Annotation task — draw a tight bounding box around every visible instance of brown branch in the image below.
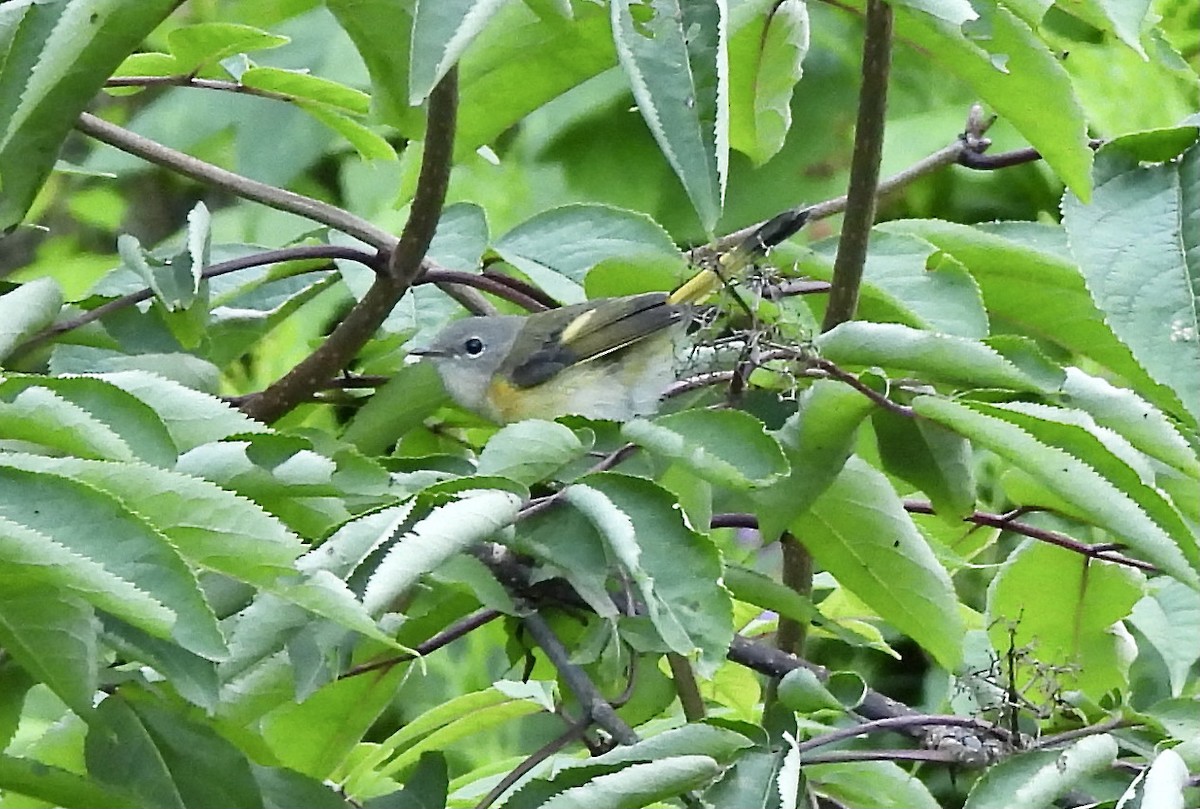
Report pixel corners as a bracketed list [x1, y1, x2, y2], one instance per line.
[903, 500, 1160, 573]
[75, 112, 396, 251]
[475, 717, 591, 809]
[797, 748, 966, 765]
[958, 138, 1106, 170]
[823, 0, 893, 330]
[795, 713, 1013, 754]
[666, 654, 706, 722]
[518, 608, 639, 746]
[420, 268, 549, 312]
[239, 68, 458, 423]
[776, 534, 813, 653]
[10, 244, 379, 360]
[339, 609, 502, 679]
[106, 74, 295, 103]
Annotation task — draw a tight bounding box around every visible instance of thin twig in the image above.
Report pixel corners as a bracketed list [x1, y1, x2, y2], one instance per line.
[106, 74, 296, 103]
[475, 717, 591, 809]
[666, 654, 706, 722]
[1032, 717, 1139, 749]
[795, 714, 1013, 754]
[903, 500, 1159, 573]
[798, 748, 966, 765]
[339, 609, 503, 679]
[11, 244, 378, 360]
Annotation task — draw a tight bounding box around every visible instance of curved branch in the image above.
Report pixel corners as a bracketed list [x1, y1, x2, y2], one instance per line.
[75, 113, 396, 251]
[239, 68, 458, 423]
[106, 74, 295, 103]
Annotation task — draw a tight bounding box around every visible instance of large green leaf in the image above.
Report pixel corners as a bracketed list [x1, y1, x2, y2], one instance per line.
[816, 321, 1065, 393]
[0, 579, 97, 716]
[891, 2, 1092, 200]
[987, 540, 1144, 698]
[1063, 137, 1200, 425]
[611, 0, 728, 231]
[570, 473, 733, 672]
[753, 379, 875, 540]
[493, 203, 685, 304]
[0, 278, 62, 362]
[408, 0, 507, 104]
[622, 409, 788, 489]
[0, 466, 226, 658]
[882, 219, 1181, 414]
[0, 0, 180, 229]
[963, 734, 1117, 809]
[727, 0, 809, 166]
[790, 455, 964, 670]
[361, 489, 523, 614]
[915, 396, 1200, 587]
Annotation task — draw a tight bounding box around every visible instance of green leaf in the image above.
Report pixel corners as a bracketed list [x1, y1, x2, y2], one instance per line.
[0, 514, 173, 682]
[892, 3, 1092, 200]
[327, 0, 419, 131]
[825, 231, 989, 337]
[0, 467, 226, 658]
[98, 370, 269, 451]
[0, 579, 97, 716]
[493, 204, 685, 304]
[102, 618, 219, 713]
[540, 756, 721, 809]
[753, 379, 877, 540]
[0, 384, 134, 460]
[0, 0, 180, 229]
[408, 0, 508, 104]
[1063, 139, 1200, 424]
[0, 278, 62, 363]
[477, 419, 586, 485]
[261, 665, 406, 779]
[880, 220, 1165, 398]
[777, 668, 845, 713]
[612, 0, 728, 231]
[570, 474, 734, 672]
[1138, 749, 1190, 809]
[807, 760, 941, 809]
[50, 347, 222, 391]
[362, 489, 523, 614]
[1129, 579, 1200, 697]
[450, 2, 616, 157]
[0, 752, 140, 809]
[703, 748, 788, 809]
[242, 66, 371, 115]
[792, 456, 964, 670]
[1, 453, 303, 587]
[345, 683, 550, 788]
[963, 734, 1117, 809]
[166, 22, 288, 74]
[915, 396, 1200, 587]
[87, 694, 264, 809]
[727, 0, 809, 165]
[622, 409, 788, 489]
[873, 409, 977, 520]
[1061, 368, 1200, 480]
[816, 321, 1065, 393]
[988, 540, 1144, 698]
[0, 376, 177, 466]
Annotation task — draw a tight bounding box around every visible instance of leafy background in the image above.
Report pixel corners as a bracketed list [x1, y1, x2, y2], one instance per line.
[0, 0, 1197, 807]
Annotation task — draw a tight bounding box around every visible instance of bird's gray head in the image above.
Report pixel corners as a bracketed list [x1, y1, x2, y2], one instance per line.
[410, 315, 523, 416]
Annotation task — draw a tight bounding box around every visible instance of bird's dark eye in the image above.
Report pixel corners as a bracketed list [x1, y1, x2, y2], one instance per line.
[463, 337, 485, 356]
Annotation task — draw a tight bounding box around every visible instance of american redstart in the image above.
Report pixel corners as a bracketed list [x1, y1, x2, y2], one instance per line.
[411, 209, 809, 423]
